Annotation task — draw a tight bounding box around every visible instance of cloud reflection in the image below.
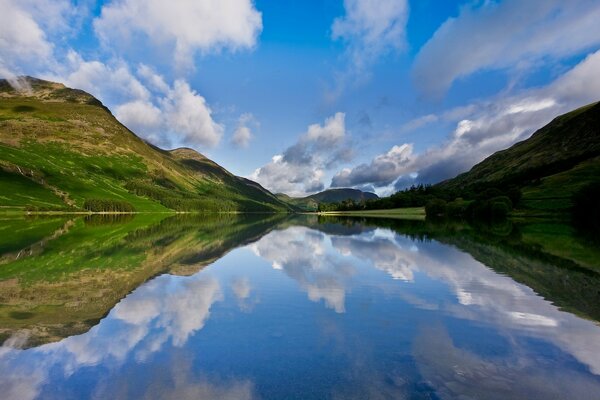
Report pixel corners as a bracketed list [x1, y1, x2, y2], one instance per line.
[327, 228, 600, 377]
[251, 227, 355, 313]
[0, 274, 223, 400]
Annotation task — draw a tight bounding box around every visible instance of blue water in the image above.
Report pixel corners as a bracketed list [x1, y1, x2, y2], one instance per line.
[1, 222, 600, 399]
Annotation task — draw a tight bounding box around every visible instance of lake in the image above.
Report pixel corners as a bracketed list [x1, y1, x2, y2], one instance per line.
[1, 214, 600, 399]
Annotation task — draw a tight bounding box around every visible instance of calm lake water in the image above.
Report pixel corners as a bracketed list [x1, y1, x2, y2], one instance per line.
[1, 214, 600, 399]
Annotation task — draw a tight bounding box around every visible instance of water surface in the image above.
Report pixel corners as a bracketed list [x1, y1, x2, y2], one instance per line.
[1, 215, 599, 399]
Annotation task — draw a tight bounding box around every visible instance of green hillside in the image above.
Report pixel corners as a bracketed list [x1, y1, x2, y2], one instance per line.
[277, 188, 378, 211]
[439, 101, 600, 213]
[0, 77, 292, 213]
[326, 101, 600, 219]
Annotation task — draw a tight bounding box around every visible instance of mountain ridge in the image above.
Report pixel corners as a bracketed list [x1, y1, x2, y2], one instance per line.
[437, 100, 600, 212]
[0, 77, 292, 213]
[277, 188, 379, 211]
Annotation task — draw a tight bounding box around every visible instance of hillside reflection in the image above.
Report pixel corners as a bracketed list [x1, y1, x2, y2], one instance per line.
[1, 215, 600, 399]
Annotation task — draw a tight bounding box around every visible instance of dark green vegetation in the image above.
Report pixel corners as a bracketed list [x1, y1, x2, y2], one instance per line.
[0, 77, 291, 213]
[325, 101, 600, 227]
[277, 188, 378, 211]
[0, 213, 287, 346]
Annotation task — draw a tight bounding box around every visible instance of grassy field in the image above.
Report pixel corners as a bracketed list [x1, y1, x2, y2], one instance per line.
[319, 207, 426, 220]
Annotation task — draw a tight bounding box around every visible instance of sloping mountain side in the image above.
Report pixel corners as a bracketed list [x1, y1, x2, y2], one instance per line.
[0, 77, 292, 213]
[326, 101, 600, 220]
[277, 188, 378, 211]
[438, 101, 600, 213]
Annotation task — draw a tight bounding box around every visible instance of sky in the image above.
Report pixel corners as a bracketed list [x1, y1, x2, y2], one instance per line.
[1, 0, 600, 197]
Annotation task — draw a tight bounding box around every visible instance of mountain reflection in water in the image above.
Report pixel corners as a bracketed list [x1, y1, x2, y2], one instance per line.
[0, 215, 599, 399]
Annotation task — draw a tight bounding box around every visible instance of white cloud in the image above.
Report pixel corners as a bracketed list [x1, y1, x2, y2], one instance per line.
[161, 80, 224, 148]
[332, 0, 409, 71]
[232, 126, 252, 148]
[331, 143, 413, 188]
[0, 0, 59, 80]
[94, 0, 263, 69]
[305, 112, 346, 144]
[336, 49, 600, 189]
[62, 51, 151, 104]
[250, 113, 348, 196]
[413, 0, 600, 98]
[410, 49, 600, 184]
[326, 0, 409, 102]
[52, 53, 225, 149]
[114, 100, 162, 135]
[1, 2, 242, 150]
[137, 64, 170, 94]
[231, 113, 257, 148]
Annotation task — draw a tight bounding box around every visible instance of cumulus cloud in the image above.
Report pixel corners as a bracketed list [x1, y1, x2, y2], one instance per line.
[413, 0, 600, 98]
[62, 51, 151, 104]
[326, 0, 409, 102]
[58, 54, 225, 148]
[0, 3, 228, 150]
[331, 144, 413, 188]
[231, 113, 257, 148]
[114, 100, 162, 135]
[335, 49, 600, 189]
[94, 0, 263, 69]
[332, 0, 409, 72]
[250, 112, 349, 196]
[0, 0, 69, 80]
[160, 80, 224, 148]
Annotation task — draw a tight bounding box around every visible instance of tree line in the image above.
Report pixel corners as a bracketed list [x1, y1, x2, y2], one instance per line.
[83, 198, 135, 213]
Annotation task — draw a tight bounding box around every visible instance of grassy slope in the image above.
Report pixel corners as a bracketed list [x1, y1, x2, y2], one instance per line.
[439, 101, 600, 213]
[0, 78, 290, 213]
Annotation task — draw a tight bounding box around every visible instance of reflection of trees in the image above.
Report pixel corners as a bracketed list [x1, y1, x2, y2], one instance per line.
[316, 216, 600, 322]
[310, 219, 600, 379]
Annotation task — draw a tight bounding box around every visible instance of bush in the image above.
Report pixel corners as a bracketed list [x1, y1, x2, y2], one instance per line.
[467, 196, 513, 221]
[446, 199, 469, 218]
[83, 198, 135, 213]
[476, 188, 503, 200]
[507, 187, 522, 207]
[490, 196, 512, 209]
[572, 183, 600, 233]
[425, 199, 447, 217]
[490, 201, 510, 219]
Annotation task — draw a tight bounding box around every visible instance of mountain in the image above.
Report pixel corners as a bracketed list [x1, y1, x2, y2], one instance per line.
[277, 188, 379, 211]
[0, 77, 291, 213]
[438, 101, 600, 213]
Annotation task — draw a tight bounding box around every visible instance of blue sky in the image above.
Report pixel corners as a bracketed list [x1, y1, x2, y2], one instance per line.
[2, 0, 600, 196]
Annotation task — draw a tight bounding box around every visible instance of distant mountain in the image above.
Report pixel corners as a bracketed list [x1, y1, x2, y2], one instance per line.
[438, 101, 600, 212]
[0, 77, 292, 212]
[278, 188, 379, 211]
